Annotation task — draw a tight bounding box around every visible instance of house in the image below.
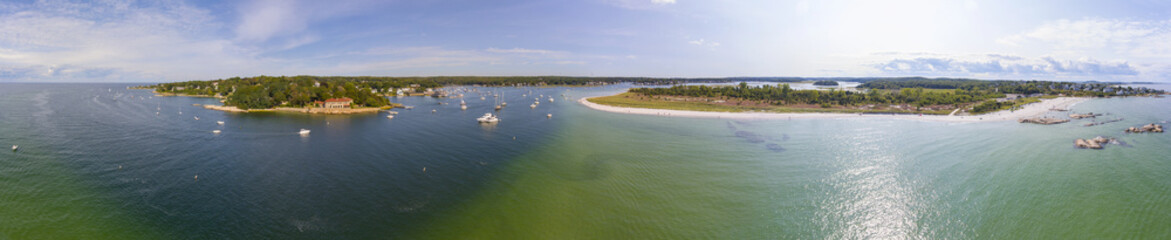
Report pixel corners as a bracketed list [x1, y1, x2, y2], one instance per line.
[323, 98, 353, 108]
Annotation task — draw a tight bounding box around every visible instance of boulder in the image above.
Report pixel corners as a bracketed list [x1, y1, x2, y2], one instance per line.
[1074, 138, 1102, 149]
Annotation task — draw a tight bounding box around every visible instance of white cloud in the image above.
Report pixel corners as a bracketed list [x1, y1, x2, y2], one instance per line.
[688, 38, 720, 47]
[484, 47, 566, 55]
[0, 0, 259, 82]
[795, 0, 809, 14]
[600, 0, 675, 10]
[234, 0, 303, 42]
[873, 54, 1139, 77]
[998, 18, 1164, 51]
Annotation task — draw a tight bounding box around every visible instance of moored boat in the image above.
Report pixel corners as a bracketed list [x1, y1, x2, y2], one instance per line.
[477, 113, 500, 123]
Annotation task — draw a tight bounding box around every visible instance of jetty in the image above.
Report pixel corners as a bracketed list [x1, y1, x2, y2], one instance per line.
[1084, 118, 1123, 127]
[1125, 123, 1164, 133]
[1019, 117, 1069, 125]
[1069, 112, 1102, 119]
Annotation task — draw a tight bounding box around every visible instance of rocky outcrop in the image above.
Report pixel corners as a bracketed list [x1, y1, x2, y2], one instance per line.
[1125, 123, 1164, 133]
[1074, 136, 1115, 149]
[1069, 112, 1103, 119]
[1019, 117, 1070, 125]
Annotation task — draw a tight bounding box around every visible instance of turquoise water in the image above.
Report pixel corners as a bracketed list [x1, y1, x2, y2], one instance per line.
[1, 83, 1169, 239]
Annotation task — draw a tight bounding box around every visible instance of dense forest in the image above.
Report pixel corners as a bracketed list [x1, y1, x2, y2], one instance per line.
[629, 80, 1163, 113]
[860, 78, 1163, 97]
[812, 80, 839, 86]
[630, 83, 1005, 109]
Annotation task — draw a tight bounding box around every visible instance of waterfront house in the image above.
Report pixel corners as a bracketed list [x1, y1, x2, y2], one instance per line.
[323, 98, 353, 108]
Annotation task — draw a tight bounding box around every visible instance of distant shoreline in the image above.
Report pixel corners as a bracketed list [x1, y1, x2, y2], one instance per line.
[201, 104, 388, 115]
[580, 96, 1089, 122]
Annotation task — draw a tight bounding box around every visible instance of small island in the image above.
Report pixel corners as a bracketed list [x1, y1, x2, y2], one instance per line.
[812, 80, 839, 86]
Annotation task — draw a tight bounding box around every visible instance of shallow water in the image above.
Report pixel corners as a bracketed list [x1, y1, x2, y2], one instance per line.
[1, 83, 1169, 239]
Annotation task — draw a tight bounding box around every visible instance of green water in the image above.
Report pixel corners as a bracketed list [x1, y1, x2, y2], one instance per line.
[1, 83, 1169, 239]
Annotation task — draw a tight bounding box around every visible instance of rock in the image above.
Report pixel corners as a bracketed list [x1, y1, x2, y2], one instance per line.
[1074, 138, 1103, 149]
[1126, 123, 1164, 133]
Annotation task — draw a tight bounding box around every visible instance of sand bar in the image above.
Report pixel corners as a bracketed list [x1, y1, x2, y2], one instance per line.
[580, 96, 1089, 123]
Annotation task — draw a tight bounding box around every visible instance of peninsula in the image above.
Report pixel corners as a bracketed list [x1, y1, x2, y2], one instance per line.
[583, 78, 1164, 121]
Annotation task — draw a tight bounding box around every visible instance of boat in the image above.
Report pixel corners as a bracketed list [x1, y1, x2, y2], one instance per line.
[495, 105, 502, 110]
[217, 121, 224, 125]
[386, 111, 399, 114]
[299, 129, 311, 135]
[477, 113, 499, 123]
[405, 106, 414, 110]
[548, 98, 554, 103]
[11, 145, 17, 151]
[387, 115, 395, 119]
[194, 116, 199, 120]
[530, 104, 536, 108]
[212, 130, 221, 134]
[547, 113, 552, 118]
[461, 105, 467, 110]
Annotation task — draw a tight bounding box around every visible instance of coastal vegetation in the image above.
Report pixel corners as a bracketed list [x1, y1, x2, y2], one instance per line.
[812, 80, 839, 86]
[611, 78, 1164, 115]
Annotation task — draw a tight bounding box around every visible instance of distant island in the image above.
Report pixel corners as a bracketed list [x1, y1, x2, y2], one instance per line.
[812, 80, 839, 86]
[586, 78, 1165, 116]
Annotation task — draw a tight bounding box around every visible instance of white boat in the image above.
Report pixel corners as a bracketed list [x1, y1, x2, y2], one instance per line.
[11, 145, 17, 151]
[548, 98, 554, 103]
[212, 130, 221, 134]
[477, 113, 500, 123]
[405, 106, 414, 110]
[194, 116, 199, 120]
[387, 111, 398, 115]
[547, 113, 552, 118]
[387, 115, 395, 119]
[217, 121, 224, 125]
[530, 104, 536, 109]
[299, 129, 311, 135]
[501, 102, 507, 106]
[461, 105, 467, 110]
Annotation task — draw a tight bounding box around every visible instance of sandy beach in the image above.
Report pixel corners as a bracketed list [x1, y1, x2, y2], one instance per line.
[580, 96, 1089, 123]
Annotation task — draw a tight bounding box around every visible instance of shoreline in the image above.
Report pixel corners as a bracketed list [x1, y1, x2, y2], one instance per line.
[202, 105, 386, 114]
[579, 96, 1089, 122]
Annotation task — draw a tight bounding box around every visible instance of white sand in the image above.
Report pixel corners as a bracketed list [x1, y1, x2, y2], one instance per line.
[579, 96, 1089, 123]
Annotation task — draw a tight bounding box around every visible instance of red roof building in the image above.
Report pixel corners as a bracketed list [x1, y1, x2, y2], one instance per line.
[322, 98, 353, 108]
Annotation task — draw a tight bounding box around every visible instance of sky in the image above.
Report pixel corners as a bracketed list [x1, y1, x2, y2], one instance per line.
[1, 0, 1170, 82]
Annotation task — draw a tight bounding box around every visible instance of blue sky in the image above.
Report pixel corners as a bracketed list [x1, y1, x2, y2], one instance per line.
[1, 0, 1170, 82]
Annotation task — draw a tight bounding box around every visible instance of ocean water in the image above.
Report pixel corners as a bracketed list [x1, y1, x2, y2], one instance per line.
[0, 83, 1169, 239]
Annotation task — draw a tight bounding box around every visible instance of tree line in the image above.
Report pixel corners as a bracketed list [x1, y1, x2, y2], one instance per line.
[629, 83, 1007, 108]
